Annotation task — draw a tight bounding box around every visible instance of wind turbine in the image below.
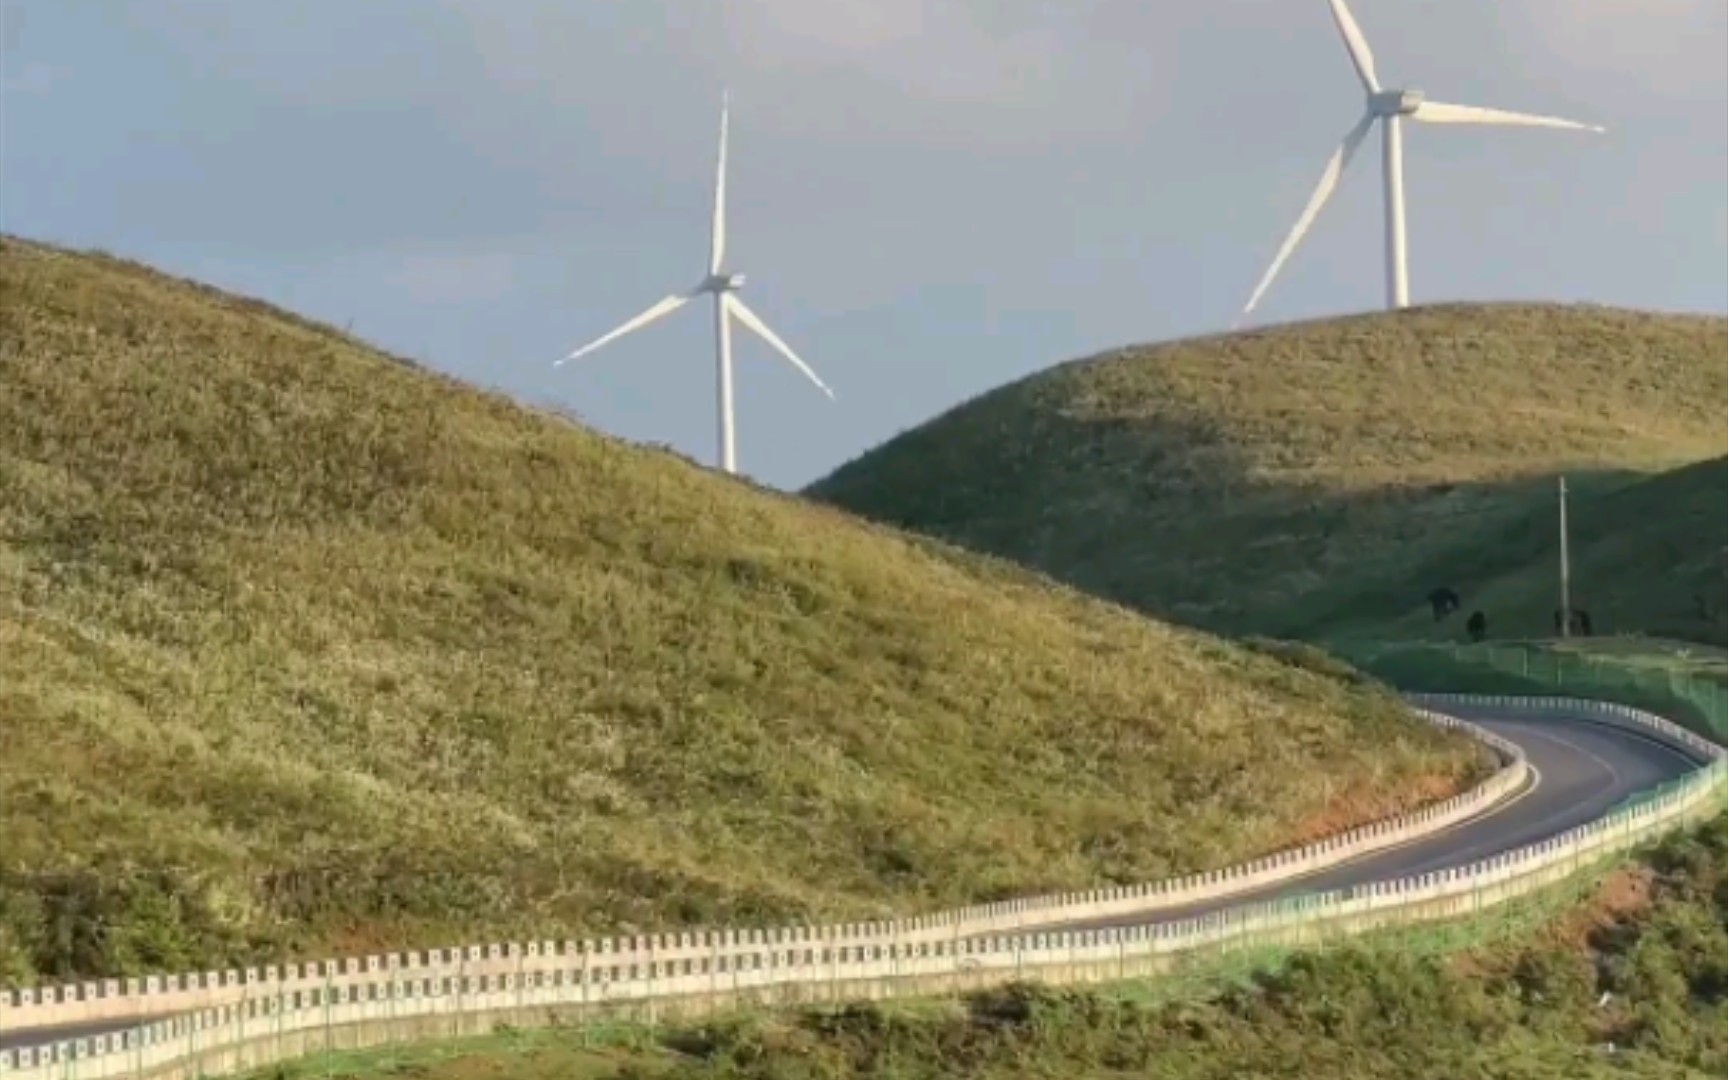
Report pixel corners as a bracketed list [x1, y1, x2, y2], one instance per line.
[555, 92, 835, 476]
[1239, 0, 1606, 322]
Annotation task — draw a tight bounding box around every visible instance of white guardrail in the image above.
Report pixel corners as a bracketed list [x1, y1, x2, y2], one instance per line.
[0, 707, 1529, 1033]
[2, 695, 1722, 1080]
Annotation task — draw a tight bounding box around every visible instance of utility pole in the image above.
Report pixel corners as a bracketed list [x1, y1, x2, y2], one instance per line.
[1558, 476, 1572, 639]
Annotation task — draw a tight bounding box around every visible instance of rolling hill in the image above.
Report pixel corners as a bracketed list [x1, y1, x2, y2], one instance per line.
[0, 236, 1483, 984]
[808, 305, 1728, 643]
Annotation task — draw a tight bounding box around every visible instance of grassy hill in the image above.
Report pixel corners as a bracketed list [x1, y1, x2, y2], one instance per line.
[1315, 455, 1728, 646]
[0, 236, 1483, 984]
[808, 304, 1728, 644]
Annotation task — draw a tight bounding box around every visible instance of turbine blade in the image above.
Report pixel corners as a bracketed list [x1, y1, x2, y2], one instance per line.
[724, 295, 836, 399]
[1411, 99, 1606, 133]
[710, 90, 730, 274]
[1240, 112, 1376, 321]
[1327, 0, 1381, 93]
[556, 292, 693, 366]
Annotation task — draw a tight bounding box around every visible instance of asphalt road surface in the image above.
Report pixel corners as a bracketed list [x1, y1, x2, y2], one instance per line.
[1, 705, 1710, 1053]
[1019, 708, 1706, 934]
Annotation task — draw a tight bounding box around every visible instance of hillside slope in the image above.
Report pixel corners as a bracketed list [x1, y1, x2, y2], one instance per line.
[0, 236, 1481, 983]
[1325, 456, 1728, 646]
[808, 305, 1728, 640]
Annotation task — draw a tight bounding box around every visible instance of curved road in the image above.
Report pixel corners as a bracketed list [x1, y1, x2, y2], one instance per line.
[1, 704, 1711, 1054]
[1021, 707, 1706, 935]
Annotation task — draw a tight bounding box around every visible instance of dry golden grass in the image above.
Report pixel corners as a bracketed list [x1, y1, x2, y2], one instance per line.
[0, 236, 1482, 984]
[809, 305, 1728, 639]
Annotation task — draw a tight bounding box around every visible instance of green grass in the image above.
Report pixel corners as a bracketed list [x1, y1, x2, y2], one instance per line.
[1358, 636, 1728, 692]
[249, 811, 1728, 1080]
[0, 235, 1485, 984]
[1331, 637, 1728, 747]
[1307, 456, 1728, 646]
[1539, 637, 1728, 687]
[243, 1026, 664, 1080]
[806, 305, 1728, 644]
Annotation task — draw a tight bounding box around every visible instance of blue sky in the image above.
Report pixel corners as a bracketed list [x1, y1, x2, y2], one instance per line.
[4, 1, 1724, 490]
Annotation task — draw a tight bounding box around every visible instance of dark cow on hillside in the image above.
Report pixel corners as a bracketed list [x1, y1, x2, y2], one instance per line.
[1553, 608, 1594, 637]
[1466, 610, 1488, 643]
[1427, 587, 1462, 622]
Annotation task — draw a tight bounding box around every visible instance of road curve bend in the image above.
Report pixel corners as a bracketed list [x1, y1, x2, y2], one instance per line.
[1024, 703, 1708, 935]
[0, 700, 1713, 1054]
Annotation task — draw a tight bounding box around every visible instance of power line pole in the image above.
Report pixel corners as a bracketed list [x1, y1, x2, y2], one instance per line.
[1558, 475, 1571, 639]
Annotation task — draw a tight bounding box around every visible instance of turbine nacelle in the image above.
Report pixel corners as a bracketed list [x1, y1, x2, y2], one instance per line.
[1237, 0, 1604, 324]
[1370, 88, 1424, 117]
[556, 92, 834, 476]
[700, 272, 746, 294]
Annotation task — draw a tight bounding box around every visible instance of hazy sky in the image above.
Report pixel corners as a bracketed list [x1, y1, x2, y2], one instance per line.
[4, 1, 1725, 489]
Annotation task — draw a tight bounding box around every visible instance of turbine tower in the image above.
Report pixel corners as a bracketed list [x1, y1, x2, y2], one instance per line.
[1240, 0, 1606, 322]
[556, 92, 835, 476]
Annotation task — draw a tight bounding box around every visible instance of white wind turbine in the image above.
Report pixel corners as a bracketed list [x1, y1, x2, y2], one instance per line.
[555, 92, 834, 476]
[1239, 0, 1606, 323]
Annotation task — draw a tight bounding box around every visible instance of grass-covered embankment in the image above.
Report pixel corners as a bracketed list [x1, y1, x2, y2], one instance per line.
[248, 811, 1728, 1079]
[0, 236, 1484, 984]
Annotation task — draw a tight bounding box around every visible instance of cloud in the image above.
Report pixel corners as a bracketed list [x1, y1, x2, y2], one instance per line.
[440, 0, 1197, 149]
[716, 1, 1065, 105]
[1, 0, 26, 52]
[2, 1, 53, 94]
[1497, 0, 1727, 96]
[0, 60, 54, 96]
[725, 0, 930, 54]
